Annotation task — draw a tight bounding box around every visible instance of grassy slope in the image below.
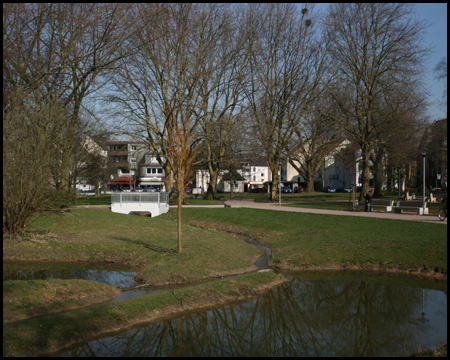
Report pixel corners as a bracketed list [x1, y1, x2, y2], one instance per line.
[175, 208, 447, 275]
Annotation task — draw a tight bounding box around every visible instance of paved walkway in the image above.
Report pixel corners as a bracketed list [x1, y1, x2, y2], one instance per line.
[217, 199, 447, 225]
[77, 201, 446, 224]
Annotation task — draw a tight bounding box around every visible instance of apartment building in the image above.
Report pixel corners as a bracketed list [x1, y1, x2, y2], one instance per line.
[107, 141, 166, 191]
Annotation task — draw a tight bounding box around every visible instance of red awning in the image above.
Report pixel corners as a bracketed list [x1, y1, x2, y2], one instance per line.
[109, 181, 135, 185]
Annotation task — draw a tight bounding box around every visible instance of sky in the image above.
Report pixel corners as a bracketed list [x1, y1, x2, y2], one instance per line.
[311, 3, 447, 122]
[413, 3, 447, 121]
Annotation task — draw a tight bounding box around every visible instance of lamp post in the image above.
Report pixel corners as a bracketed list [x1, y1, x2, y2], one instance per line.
[422, 151, 426, 215]
[278, 163, 281, 207]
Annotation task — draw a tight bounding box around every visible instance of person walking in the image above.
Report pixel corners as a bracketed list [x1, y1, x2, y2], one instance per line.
[363, 192, 371, 212]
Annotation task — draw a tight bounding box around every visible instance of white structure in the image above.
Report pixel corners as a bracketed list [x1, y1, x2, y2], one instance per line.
[282, 139, 373, 189]
[111, 192, 169, 217]
[139, 155, 166, 191]
[75, 135, 108, 193]
[241, 164, 270, 190]
[195, 164, 271, 193]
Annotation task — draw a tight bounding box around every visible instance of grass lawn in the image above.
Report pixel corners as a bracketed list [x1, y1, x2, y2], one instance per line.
[172, 207, 447, 275]
[4, 208, 258, 285]
[6, 206, 447, 278]
[3, 206, 447, 356]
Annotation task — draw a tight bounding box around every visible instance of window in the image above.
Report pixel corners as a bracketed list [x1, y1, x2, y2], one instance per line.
[130, 158, 136, 163]
[131, 145, 137, 151]
[157, 168, 163, 174]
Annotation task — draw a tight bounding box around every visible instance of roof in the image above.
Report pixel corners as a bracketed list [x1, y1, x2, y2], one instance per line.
[221, 170, 245, 181]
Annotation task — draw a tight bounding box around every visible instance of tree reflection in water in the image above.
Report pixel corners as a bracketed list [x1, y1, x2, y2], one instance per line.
[60, 276, 447, 357]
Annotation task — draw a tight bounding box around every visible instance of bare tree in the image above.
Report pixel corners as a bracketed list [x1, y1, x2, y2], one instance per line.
[287, 94, 343, 192]
[3, 87, 68, 234]
[242, 4, 325, 201]
[3, 3, 133, 193]
[324, 3, 430, 195]
[111, 4, 239, 252]
[197, 5, 250, 199]
[434, 57, 447, 111]
[369, 82, 428, 196]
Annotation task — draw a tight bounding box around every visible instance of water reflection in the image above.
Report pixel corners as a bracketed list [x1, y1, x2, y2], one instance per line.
[3, 263, 138, 289]
[58, 275, 447, 357]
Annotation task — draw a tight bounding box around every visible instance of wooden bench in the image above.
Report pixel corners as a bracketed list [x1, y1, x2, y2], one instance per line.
[369, 199, 394, 212]
[393, 201, 428, 215]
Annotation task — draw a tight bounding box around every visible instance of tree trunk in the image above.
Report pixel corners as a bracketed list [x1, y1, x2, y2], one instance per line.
[360, 147, 371, 197]
[176, 169, 184, 254]
[372, 153, 384, 197]
[206, 170, 218, 200]
[270, 166, 279, 202]
[163, 162, 173, 198]
[306, 172, 315, 192]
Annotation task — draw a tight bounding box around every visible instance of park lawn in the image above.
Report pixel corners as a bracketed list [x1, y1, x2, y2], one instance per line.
[174, 208, 447, 275]
[3, 279, 120, 323]
[3, 208, 258, 285]
[74, 194, 111, 205]
[5, 207, 447, 277]
[3, 206, 446, 356]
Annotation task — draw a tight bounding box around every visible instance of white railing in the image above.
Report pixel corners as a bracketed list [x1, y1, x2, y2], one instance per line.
[111, 192, 169, 216]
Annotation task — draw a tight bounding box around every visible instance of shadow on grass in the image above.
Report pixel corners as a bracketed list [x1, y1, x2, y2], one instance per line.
[114, 237, 177, 254]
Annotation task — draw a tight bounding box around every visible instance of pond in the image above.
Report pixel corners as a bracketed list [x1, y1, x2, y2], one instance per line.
[53, 272, 446, 357]
[3, 261, 138, 289]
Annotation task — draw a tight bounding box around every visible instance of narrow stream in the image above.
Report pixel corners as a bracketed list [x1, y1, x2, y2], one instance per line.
[4, 238, 447, 356]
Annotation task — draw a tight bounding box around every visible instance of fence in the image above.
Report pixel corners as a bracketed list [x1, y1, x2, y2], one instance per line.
[111, 192, 169, 216]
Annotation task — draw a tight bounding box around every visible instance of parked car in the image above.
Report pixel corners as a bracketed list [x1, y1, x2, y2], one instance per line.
[122, 187, 131, 192]
[184, 187, 192, 193]
[281, 186, 292, 193]
[293, 186, 304, 193]
[110, 187, 119, 192]
[146, 187, 156, 192]
[134, 187, 143, 192]
[336, 186, 352, 193]
[322, 186, 336, 193]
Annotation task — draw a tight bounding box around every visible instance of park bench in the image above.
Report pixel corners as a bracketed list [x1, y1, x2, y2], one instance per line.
[393, 201, 428, 215]
[428, 192, 437, 203]
[369, 199, 394, 212]
[403, 191, 413, 201]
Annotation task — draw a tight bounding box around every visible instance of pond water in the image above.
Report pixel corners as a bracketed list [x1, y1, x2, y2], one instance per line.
[4, 241, 447, 357]
[54, 273, 446, 357]
[3, 261, 138, 289]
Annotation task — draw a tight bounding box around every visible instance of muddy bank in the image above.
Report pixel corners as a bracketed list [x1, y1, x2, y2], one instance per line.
[269, 260, 447, 280]
[3, 279, 121, 323]
[3, 271, 287, 357]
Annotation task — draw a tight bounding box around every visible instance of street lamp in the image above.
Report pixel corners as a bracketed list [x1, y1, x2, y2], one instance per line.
[278, 163, 281, 206]
[422, 151, 426, 215]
